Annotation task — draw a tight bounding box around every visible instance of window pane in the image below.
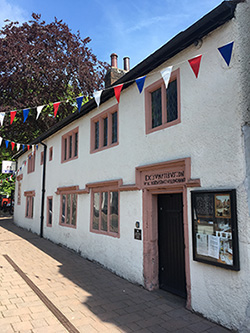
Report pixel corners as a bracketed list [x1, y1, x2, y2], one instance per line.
[112, 112, 117, 143]
[48, 198, 52, 225]
[61, 194, 66, 224]
[69, 135, 72, 159]
[64, 138, 67, 160]
[151, 88, 162, 128]
[101, 192, 108, 231]
[95, 121, 99, 149]
[93, 192, 100, 230]
[26, 198, 29, 217]
[31, 197, 34, 218]
[66, 194, 70, 224]
[72, 194, 77, 226]
[103, 117, 108, 146]
[110, 191, 118, 233]
[166, 79, 178, 123]
[74, 132, 78, 157]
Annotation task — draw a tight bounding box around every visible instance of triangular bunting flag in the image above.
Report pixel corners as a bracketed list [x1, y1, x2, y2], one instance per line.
[22, 144, 25, 151]
[188, 55, 202, 78]
[114, 84, 123, 103]
[160, 66, 173, 89]
[218, 41, 234, 66]
[76, 96, 84, 112]
[23, 108, 30, 123]
[36, 105, 45, 119]
[93, 90, 103, 107]
[11, 142, 15, 151]
[17, 143, 20, 151]
[53, 102, 61, 117]
[136, 76, 146, 94]
[32, 145, 35, 153]
[5, 140, 9, 148]
[36, 145, 38, 150]
[0, 113, 5, 126]
[10, 111, 17, 124]
[27, 145, 30, 150]
[0, 137, 2, 146]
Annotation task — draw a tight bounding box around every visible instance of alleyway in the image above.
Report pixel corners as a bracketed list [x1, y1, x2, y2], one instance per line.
[0, 216, 231, 333]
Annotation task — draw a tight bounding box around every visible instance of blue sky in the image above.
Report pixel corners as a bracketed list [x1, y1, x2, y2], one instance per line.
[0, 0, 223, 69]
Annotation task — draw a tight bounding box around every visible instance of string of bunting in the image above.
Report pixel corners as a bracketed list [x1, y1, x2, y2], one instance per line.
[0, 41, 234, 152]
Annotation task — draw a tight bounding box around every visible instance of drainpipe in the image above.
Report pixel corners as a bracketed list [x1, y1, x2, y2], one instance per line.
[40, 142, 47, 238]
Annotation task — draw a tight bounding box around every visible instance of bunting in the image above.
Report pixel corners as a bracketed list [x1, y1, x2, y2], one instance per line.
[93, 90, 103, 107]
[114, 84, 123, 103]
[188, 55, 202, 78]
[10, 111, 17, 125]
[160, 66, 173, 89]
[76, 96, 84, 112]
[17, 143, 20, 151]
[0, 113, 5, 126]
[53, 102, 60, 118]
[5, 140, 9, 148]
[136, 76, 146, 94]
[218, 41, 234, 66]
[0, 137, 2, 146]
[36, 105, 45, 120]
[23, 108, 30, 123]
[11, 142, 15, 151]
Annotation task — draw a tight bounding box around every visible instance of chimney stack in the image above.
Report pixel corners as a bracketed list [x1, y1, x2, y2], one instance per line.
[104, 53, 130, 88]
[123, 57, 130, 71]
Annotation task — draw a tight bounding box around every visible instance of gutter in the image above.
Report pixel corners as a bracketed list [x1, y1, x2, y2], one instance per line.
[40, 142, 47, 238]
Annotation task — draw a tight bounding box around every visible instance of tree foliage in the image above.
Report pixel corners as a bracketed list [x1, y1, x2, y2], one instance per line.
[0, 13, 109, 145]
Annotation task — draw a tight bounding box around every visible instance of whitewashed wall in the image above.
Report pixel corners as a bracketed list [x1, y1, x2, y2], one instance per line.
[14, 1, 250, 330]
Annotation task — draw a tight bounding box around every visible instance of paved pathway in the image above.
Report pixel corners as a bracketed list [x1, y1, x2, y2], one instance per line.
[0, 216, 231, 333]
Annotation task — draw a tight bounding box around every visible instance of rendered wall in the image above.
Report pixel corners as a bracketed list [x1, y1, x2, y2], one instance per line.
[14, 1, 250, 330]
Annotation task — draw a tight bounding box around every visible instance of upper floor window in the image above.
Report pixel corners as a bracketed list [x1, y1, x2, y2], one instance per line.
[27, 153, 35, 173]
[40, 151, 44, 165]
[91, 105, 118, 153]
[145, 68, 180, 134]
[61, 127, 79, 163]
[49, 147, 53, 161]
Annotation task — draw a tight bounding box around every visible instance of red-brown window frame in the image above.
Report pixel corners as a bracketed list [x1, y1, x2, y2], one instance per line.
[24, 190, 35, 219]
[49, 147, 53, 161]
[145, 68, 181, 134]
[27, 153, 35, 173]
[56, 186, 78, 228]
[61, 127, 79, 163]
[47, 196, 53, 227]
[90, 105, 118, 153]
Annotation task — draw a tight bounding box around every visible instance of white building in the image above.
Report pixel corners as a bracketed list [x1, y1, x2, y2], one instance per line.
[14, 1, 250, 330]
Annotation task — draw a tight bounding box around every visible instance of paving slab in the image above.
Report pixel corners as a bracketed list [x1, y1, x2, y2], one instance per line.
[0, 216, 232, 333]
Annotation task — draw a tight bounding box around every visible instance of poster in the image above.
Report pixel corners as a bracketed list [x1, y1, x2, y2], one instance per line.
[2, 161, 16, 174]
[191, 189, 239, 270]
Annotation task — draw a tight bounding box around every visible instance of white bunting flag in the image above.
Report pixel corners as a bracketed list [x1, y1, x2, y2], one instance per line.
[160, 66, 173, 89]
[36, 105, 45, 120]
[32, 145, 35, 154]
[0, 137, 2, 146]
[17, 143, 21, 151]
[93, 90, 103, 108]
[0, 113, 5, 126]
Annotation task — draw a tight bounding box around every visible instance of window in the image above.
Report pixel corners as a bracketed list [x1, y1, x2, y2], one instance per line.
[24, 191, 35, 218]
[145, 68, 180, 134]
[49, 147, 53, 161]
[91, 105, 118, 153]
[57, 186, 78, 228]
[47, 196, 53, 227]
[91, 183, 119, 237]
[40, 151, 44, 165]
[16, 174, 23, 205]
[61, 127, 79, 163]
[27, 153, 35, 173]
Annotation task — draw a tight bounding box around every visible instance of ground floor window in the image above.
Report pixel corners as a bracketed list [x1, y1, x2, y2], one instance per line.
[47, 196, 53, 227]
[91, 185, 119, 237]
[56, 186, 79, 228]
[24, 191, 35, 219]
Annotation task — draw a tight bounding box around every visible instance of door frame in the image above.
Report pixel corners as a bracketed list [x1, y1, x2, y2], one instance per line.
[135, 158, 200, 309]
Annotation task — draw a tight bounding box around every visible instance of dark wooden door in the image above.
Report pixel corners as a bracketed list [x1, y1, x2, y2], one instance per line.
[158, 193, 187, 298]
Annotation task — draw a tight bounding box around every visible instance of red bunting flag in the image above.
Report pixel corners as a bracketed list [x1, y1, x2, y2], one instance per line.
[114, 84, 123, 103]
[188, 55, 202, 78]
[10, 111, 17, 124]
[11, 142, 15, 151]
[27, 145, 30, 150]
[53, 102, 61, 117]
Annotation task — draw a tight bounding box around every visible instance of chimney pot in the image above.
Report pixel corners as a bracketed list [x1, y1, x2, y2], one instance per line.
[111, 53, 118, 68]
[123, 57, 130, 71]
